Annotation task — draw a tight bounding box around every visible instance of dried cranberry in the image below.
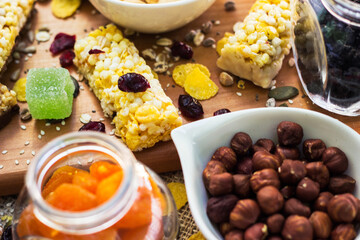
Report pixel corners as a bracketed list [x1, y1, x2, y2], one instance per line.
[50, 33, 76, 55]
[118, 73, 150, 93]
[213, 108, 231, 116]
[89, 49, 105, 54]
[59, 50, 75, 68]
[79, 121, 106, 133]
[178, 95, 204, 119]
[171, 41, 193, 60]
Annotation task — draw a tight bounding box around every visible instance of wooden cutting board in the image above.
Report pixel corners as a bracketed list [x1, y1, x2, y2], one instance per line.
[0, 0, 359, 195]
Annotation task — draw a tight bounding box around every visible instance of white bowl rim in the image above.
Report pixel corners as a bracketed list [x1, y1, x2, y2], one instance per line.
[97, 0, 199, 9]
[171, 107, 360, 240]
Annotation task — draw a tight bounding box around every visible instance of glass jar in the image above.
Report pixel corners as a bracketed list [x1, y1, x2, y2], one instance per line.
[292, 0, 360, 116]
[12, 132, 178, 240]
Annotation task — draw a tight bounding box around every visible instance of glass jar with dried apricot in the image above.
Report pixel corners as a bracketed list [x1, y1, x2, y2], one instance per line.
[12, 132, 178, 240]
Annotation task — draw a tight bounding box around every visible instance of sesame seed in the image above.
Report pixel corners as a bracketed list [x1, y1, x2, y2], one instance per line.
[31, 151, 36, 156]
[25, 141, 30, 146]
[45, 123, 51, 126]
[19, 150, 25, 155]
[15, 160, 19, 165]
[0, 165, 3, 169]
[99, 118, 105, 121]
[80, 85, 84, 90]
[236, 92, 242, 97]
[26, 160, 30, 165]
[87, 158, 94, 163]
[56, 126, 61, 131]
[61, 120, 66, 126]
[2, 150, 7, 155]
[40, 130, 45, 135]
[288, 99, 294, 104]
[38, 134, 42, 139]
[21, 125, 26, 130]
[77, 160, 82, 165]
[110, 129, 115, 135]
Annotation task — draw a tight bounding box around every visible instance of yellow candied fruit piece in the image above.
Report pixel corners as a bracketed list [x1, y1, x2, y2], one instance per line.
[51, 0, 81, 19]
[13, 78, 27, 102]
[188, 232, 206, 240]
[167, 182, 187, 210]
[183, 67, 218, 100]
[216, 33, 233, 55]
[172, 63, 210, 87]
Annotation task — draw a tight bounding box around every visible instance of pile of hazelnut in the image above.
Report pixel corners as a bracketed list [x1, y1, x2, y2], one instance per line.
[203, 121, 358, 240]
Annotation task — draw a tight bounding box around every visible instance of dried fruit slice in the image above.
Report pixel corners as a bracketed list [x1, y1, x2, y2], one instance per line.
[89, 161, 122, 181]
[72, 171, 98, 194]
[46, 183, 97, 211]
[184, 68, 218, 100]
[167, 182, 188, 210]
[96, 171, 123, 204]
[13, 78, 27, 102]
[172, 63, 210, 87]
[51, 0, 81, 19]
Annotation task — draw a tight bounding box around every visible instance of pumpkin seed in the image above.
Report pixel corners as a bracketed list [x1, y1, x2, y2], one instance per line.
[266, 98, 276, 107]
[268, 86, 299, 100]
[201, 21, 213, 34]
[20, 108, 32, 121]
[154, 62, 168, 73]
[185, 30, 196, 43]
[193, 31, 204, 47]
[224, 1, 236, 11]
[202, 37, 215, 47]
[156, 38, 173, 47]
[219, 72, 234, 86]
[142, 48, 156, 61]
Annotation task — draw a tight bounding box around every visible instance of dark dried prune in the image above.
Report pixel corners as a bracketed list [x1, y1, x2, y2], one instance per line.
[118, 73, 150, 93]
[59, 50, 75, 68]
[178, 95, 204, 119]
[79, 121, 106, 133]
[213, 108, 231, 116]
[171, 41, 193, 59]
[50, 33, 76, 54]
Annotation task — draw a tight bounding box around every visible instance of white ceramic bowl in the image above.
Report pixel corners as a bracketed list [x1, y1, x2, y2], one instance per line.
[89, 0, 215, 33]
[171, 108, 360, 240]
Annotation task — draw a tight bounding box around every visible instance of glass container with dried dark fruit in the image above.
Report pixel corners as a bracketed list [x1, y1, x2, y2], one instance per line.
[292, 0, 360, 116]
[178, 95, 204, 119]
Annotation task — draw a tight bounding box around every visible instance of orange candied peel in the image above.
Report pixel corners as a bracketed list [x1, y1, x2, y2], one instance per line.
[96, 171, 123, 204]
[90, 160, 122, 181]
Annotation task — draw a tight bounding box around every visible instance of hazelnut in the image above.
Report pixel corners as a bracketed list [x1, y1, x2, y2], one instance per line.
[256, 186, 284, 215]
[313, 191, 333, 212]
[250, 169, 280, 193]
[331, 224, 356, 240]
[206, 194, 238, 223]
[305, 161, 329, 189]
[252, 151, 281, 171]
[322, 147, 348, 174]
[225, 230, 244, 240]
[296, 177, 320, 202]
[267, 237, 282, 240]
[212, 146, 237, 171]
[252, 138, 275, 153]
[277, 121, 303, 146]
[208, 172, 233, 196]
[284, 198, 311, 217]
[280, 186, 296, 199]
[281, 215, 313, 240]
[203, 160, 227, 189]
[266, 214, 284, 234]
[231, 132, 253, 156]
[303, 139, 326, 161]
[274, 145, 300, 161]
[329, 174, 356, 194]
[278, 160, 306, 185]
[355, 198, 360, 222]
[230, 199, 260, 229]
[233, 174, 251, 198]
[309, 211, 332, 239]
[327, 193, 358, 223]
[220, 222, 235, 236]
[244, 223, 268, 240]
[236, 156, 253, 175]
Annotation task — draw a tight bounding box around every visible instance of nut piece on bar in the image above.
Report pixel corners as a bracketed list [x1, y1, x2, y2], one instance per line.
[216, 0, 292, 88]
[74, 24, 182, 151]
[0, 0, 35, 72]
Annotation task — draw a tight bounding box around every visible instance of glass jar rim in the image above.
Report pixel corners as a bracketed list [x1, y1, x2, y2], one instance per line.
[25, 131, 138, 235]
[322, 0, 360, 27]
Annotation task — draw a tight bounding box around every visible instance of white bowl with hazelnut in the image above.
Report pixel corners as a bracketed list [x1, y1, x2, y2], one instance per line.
[89, 0, 215, 33]
[171, 108, 360, 240]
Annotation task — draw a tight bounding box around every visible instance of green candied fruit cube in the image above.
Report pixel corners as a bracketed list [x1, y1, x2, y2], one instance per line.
[26, 68, 75, 120]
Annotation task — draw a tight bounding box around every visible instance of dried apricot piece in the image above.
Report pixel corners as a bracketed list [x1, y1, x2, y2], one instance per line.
[13, 78, 27, 102]
[72, 171, 98, 194]
[96, 171, 123, 204]
[172, 63, 210, 87]
[51, 0, 81, 19]
[42, 166, 84, 198]
[184, 68, 219, 100]
[46, 183, 97, 211]
[89, 161, 122, 181]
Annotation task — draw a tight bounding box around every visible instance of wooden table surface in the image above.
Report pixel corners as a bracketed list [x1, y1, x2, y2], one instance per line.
[0, 0, 359, 195]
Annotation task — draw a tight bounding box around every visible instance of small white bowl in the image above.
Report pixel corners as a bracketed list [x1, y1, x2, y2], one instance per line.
[89, 0, 215, 33]
[171, 108, 360, 240]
